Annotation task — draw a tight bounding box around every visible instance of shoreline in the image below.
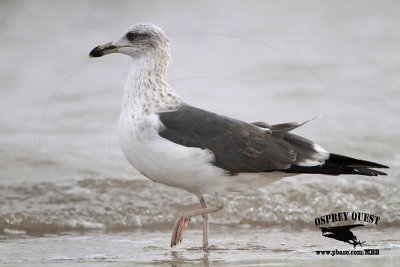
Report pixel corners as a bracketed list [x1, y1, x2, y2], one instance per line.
[1, 228, 399, 266]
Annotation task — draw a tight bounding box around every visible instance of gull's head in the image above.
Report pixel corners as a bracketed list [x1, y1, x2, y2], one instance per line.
[89, 23, 171, 63]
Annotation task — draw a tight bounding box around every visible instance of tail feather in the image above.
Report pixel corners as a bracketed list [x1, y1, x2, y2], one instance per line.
[284, 153, 388, 176]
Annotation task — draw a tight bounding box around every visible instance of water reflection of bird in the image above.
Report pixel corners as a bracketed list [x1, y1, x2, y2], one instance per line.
[320, 224, 365, 248]
[89, 23, 388, 251]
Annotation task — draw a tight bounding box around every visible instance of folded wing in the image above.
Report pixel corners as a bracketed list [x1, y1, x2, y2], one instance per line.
[158, 104, 388, 176]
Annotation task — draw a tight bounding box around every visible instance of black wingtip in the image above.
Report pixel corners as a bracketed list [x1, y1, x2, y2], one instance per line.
[283, 154, 389, 176]
[379, 164, 390, 169]
[329, 153, 389, 169]
[364, 162, 389, 169]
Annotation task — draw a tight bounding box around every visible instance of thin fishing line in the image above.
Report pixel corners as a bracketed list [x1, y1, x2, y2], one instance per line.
[168, 31, 329, 142]
[168, 31, 337, 103]
[38, 60, 90, 163]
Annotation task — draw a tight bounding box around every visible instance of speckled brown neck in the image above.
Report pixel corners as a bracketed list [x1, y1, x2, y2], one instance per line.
[122, 56, 182, 116]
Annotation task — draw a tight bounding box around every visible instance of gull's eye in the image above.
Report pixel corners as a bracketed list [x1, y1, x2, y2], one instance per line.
[126, 32, 138, 41]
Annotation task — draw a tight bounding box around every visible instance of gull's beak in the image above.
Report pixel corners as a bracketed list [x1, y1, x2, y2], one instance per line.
[89, 42, 118, 58]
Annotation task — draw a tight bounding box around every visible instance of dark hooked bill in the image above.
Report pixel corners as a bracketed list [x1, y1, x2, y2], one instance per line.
[89, 42, 116, 57]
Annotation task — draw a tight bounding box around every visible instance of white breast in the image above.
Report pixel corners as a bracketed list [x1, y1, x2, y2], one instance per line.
[118, 108, 225, 195]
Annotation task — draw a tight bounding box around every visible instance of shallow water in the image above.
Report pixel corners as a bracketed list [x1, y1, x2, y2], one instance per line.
[1, 0, 399, 265]
[1, 228, 400, 266]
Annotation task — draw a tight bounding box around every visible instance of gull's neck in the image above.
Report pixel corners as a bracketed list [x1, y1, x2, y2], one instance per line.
[122, 56, 181, 115]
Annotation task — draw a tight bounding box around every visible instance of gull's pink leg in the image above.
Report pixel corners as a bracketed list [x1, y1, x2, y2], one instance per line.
[170, 216, 190, 247]
[199, 196, 209, 251]
[170, 196, 224, 250]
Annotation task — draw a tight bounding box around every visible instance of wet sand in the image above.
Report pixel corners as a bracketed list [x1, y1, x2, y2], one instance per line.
[1, 227, 399, 266]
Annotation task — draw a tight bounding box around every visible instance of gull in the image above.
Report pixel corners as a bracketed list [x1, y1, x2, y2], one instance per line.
[89, 23, 388, 251]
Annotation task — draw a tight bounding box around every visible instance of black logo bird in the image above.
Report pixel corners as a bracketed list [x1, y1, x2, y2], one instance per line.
[319, 224, 365, 248]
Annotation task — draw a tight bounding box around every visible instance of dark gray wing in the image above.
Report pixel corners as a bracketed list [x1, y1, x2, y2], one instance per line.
[158, 104, 388, 176]
[158, 104, 296, 173]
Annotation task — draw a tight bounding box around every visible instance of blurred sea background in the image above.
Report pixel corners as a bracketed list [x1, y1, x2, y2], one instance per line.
[0, 0, 399, 265]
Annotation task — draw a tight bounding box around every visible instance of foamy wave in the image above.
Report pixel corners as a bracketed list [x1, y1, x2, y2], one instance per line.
[0, 176, 399, 236]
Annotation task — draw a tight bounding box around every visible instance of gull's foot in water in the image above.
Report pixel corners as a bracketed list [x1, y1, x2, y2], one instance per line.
[171, 215, 190, 247]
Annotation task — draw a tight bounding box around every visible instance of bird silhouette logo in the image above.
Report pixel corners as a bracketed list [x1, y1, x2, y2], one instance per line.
[319, 224, 366, 248]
